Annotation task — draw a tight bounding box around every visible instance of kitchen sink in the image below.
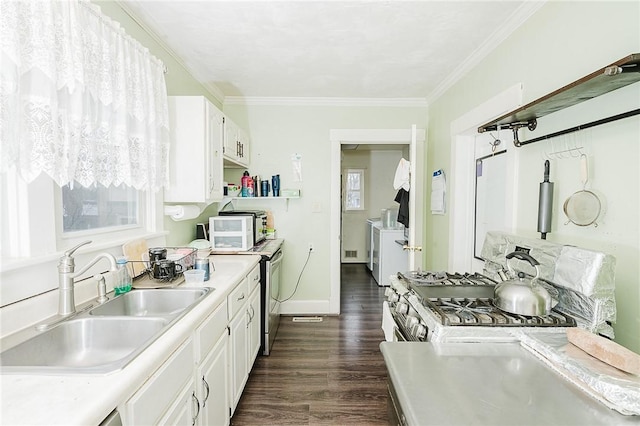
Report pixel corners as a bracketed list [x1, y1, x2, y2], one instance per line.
[89, 288, 210, 318]
[0, 317, 168, 374]
[0, 287, 212, 374]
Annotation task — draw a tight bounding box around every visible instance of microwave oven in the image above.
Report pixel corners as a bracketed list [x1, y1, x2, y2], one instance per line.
[218, 210, 267, 245]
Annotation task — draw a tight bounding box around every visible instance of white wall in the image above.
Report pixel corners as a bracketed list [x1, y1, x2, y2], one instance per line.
[223, 103, 427, 313]
[427, 1, 640, 352]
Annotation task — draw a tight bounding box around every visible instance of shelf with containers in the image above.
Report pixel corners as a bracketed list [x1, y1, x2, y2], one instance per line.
[220, 195, 300, 212]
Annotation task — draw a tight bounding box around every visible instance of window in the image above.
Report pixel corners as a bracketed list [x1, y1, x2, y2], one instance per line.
[344, 169, 365, 211]
[61, 182, 139, 233]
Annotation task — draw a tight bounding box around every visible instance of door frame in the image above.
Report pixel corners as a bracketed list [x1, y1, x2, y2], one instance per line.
[448, 84, 523, 272]
[329, 128, 425, 314]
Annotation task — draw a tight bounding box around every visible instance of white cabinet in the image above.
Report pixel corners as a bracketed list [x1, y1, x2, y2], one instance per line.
[165, 96, 224, 203]
[122, 263, 260, 426]
[228, 279, 249, 412]
[227, 264, 260, 414]
[196, 333, 228, 426]
[247, 268, 261, 368]
[372, 225, 407, 287]
[195, 301, 229, 426]
[123, 337, 195, 425]
[223, 117, 250, 167]
[158, 379, 197, 425]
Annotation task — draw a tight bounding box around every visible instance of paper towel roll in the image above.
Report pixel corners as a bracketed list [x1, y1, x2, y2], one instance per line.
[164, 205, 201, 221]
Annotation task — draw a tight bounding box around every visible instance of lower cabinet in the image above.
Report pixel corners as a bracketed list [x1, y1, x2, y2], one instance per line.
[123, 337, 195, 425]
[228, 281, 249, 413]
[229, 264, 261, 415]
[196, 300, 230, 426]
[158, 378, 197, 425]
[196, 332, 228, 426]
[121, 263, 261, 426]
[247, 283, 261, 369]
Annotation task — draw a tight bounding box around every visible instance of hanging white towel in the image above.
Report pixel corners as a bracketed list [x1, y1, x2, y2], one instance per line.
[393, 158, 411, 191]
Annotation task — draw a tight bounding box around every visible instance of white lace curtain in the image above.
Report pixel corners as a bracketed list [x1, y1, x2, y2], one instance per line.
[0, 0, 170, 190]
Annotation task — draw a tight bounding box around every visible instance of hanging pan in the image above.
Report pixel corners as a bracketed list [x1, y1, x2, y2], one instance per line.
[563, 154, 601, 227]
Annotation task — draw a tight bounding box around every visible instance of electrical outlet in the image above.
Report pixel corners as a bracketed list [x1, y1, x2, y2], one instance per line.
[308, 243, 314, 252]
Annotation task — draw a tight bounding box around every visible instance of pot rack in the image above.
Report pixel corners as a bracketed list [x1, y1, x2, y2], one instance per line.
[478, 53, 640, 147]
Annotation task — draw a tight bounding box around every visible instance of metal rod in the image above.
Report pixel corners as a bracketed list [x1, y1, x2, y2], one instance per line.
[519, 109, 640, 146]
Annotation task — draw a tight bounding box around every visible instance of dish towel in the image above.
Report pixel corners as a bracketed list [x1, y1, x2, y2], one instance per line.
[394, 188, 409, 228]
[393, 158, 411, 191]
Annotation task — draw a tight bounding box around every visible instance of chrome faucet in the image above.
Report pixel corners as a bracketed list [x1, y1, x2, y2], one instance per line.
[57, 240, 118, 316]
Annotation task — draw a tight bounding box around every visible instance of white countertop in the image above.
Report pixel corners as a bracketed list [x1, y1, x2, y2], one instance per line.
[0, 255, 260, 425]
[380, 342, 639, 425]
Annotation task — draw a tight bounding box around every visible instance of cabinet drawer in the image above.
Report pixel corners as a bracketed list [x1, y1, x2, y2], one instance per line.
[196, 301, 228, 361]
[125, 337, 194, 425]
[228, 278, 248, 320]
[247, 264, 260, 293]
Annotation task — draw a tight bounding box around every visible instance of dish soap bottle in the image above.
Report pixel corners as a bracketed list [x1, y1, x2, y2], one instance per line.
[115, 257, 132, 295]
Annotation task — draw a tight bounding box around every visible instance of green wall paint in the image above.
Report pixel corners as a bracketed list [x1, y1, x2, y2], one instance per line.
[427, 1, 639, 352]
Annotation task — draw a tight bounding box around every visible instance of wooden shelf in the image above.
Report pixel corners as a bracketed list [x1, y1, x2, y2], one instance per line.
[478, 53, 640, 146]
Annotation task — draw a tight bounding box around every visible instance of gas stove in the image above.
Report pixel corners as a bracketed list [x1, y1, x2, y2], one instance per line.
[384, 271, 576, 343]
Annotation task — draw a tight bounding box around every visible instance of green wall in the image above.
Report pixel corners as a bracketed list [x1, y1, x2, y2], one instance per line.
[426, 1, 640, 352]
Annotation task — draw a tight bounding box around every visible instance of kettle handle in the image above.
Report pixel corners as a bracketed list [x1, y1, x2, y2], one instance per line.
[506, 251, 540, 266]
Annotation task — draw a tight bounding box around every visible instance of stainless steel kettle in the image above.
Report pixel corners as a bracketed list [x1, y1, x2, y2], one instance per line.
[494, 251, 558, 316]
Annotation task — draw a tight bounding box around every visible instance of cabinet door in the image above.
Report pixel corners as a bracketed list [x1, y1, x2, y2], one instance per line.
[223, 118, 239, 162]
[124, 337, 194, 425]
[236, 126, 250, 167]
[207, 104, 225, 202]
[165, 96, 223, 203]
[158, 378, 197, 426]
[247, 285, 261, 370]
[229, 306, 248, 413]
[197, 332, 229, 426]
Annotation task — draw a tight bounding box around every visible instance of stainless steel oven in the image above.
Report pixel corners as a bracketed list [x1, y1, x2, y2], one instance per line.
[262, 247, 283, 355]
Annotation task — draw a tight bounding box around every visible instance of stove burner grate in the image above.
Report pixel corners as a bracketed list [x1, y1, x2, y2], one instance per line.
[426, 297, 576, 327]
[400, 271, 498, 287]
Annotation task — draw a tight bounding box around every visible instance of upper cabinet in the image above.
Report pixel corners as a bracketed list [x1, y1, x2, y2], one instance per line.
[165, 96, 225, 204]
[224, 117, 250, 168]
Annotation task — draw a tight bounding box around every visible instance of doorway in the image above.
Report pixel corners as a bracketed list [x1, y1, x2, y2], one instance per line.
[340, 144, 408, 264]
[329, 128, 425, 314]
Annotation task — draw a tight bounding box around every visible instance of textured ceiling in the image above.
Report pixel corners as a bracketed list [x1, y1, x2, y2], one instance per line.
[122, 1, 536, 101]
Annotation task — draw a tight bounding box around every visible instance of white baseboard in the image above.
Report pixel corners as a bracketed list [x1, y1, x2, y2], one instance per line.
[280, 299, 338, 315]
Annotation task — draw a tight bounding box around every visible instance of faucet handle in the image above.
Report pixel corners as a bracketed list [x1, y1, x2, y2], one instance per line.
[64, 240, 92, 258]
[95, 274, 108, 304]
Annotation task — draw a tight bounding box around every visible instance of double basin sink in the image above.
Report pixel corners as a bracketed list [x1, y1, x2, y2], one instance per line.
[0, 288, 212, 374]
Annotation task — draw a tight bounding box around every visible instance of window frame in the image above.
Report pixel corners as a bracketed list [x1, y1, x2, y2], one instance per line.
[343, 168, 365, 211]
[1, 170, 164, 266]
[55, 183, 145, 247]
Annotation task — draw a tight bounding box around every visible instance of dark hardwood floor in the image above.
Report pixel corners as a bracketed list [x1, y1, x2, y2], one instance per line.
[231, 263, 389, 425]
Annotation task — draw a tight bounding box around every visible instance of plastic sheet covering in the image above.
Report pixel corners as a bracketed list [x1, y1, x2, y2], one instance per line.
[481, 232, 617, 337]
[518, 331, 640, 416]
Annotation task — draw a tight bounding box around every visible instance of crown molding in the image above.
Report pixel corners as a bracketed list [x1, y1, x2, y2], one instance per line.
[224, 97, 429, 107]
[113, 0, 226, 105]
[427, 1, 546, 104]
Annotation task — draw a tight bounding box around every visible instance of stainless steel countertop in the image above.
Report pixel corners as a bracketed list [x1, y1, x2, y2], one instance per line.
[380, 342, 639, 425]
